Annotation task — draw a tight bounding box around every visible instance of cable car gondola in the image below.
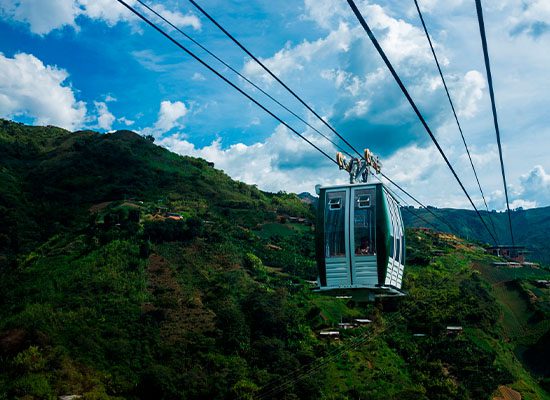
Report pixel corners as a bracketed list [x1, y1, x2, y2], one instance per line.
[314, 150, 405, 301]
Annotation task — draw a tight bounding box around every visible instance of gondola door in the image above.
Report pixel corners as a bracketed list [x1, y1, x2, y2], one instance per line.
[350, 186, 378, 287]
[323, 188, 351, 287]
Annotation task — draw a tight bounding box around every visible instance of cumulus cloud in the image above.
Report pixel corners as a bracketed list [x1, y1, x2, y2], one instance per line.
[141, 100, 188, 137]
[94, 101, 115, 130]
[118, 117, 135, 126]
[243, 22, 355, 83]
[157, 124, 343, 193]
[488, 165, 550, 210]
[453, 70, 486, 118]
[0, 0, 200, 35]
[515, 165, 550, 207]
[509, 0, 550, 37]
[0, 52, 86, 130]
[242, 1, 448, 157]
[0, 0, 80, 35]
[155, 100, 188, 131]
[151, 3, 201, 30]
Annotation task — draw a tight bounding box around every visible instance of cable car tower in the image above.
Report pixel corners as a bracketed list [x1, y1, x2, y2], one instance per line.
[314, 150, 406, 301]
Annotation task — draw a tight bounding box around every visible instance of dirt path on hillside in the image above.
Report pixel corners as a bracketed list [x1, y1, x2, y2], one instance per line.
[144, 253, 215, 344]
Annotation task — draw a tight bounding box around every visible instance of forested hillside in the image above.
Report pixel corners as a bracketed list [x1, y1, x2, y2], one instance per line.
[1, 120, 549, 400]
[401, 206, 550, 266]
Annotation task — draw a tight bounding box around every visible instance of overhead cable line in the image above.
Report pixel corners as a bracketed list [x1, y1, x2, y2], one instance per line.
[123, 0, 482, 245]
[346, 0, 498, 246]
[186, 0, 364, 159]
[377, 172, 456, 233]
[115, 0, 338, 167]
[178, 0, 478, 236]
[184, 0, 463, 237]
[373, 174, 446, 232]
[474, 0, 515, 246]
[134, 0, 353, 158]
[413, 0, 499, 242]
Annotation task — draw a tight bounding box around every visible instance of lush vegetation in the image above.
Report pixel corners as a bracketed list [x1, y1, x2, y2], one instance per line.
[1, 120, 549, 399]
[401, 205, 550, 266]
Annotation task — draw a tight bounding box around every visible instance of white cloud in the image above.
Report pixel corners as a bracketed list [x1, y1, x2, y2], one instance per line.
[118, 117, 135, 126]
[155, 100, 187, 132]
[0, 0, 201, 35]
[515, 165, 550, 207]
[77, 0, 137, 27]
[301, 0, 349, 30]
[488, 166, 550, 210]
[132, 50, 170, 72]
[453, 70, 486, 118]
[243, 22, 354, 83]
[191, 72, 206, 81]
[383, 144, 444, 184]
[94, 101, 115, 130]
[509, 0, 550, 37]
[158, 124, 344, 193]
[0, 0, 80, 35]
[141, 100, 188, 137]
[151, 3, 201, 30]
[0, 52, 86, 130]
[344, 99, 370, 118]
[366, 3, 433, 66]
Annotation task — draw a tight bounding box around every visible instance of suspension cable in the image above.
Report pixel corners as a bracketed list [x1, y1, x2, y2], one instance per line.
[372, 174, 444, 231]
[186, 0, 364, 159]
[474, 0, 515, 246]
[134, 0, 353, 158]
[413, 0, 499, 242]
[115, 0, 338, 167]
[346, 0, 498, 246]
[378, 172, 456, 233]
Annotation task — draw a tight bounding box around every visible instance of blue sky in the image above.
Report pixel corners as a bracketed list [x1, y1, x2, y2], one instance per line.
[0, 0, 549, 210]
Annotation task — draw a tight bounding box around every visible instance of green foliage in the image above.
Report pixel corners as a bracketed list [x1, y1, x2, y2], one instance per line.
[0, 121, 549, 399]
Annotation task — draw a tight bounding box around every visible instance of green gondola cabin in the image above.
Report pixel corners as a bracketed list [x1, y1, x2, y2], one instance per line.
[315, 182, 405, 299]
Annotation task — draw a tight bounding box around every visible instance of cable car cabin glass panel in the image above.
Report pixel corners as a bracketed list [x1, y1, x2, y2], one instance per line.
[351, 187, 378, 286]
[384, 189, 404, 287]
[324, 190, 350, 287]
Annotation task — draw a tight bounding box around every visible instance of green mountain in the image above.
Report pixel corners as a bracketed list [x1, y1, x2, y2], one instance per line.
[401, 206, 550, 266]
[1, 120, 549, 400]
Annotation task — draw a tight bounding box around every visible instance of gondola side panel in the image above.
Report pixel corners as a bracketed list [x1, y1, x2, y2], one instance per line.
[376, 184, 391, 285]
[316, 189, 327, 287]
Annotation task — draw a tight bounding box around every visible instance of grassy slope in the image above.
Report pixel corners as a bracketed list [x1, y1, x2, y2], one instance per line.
[0, 121, 549, 399]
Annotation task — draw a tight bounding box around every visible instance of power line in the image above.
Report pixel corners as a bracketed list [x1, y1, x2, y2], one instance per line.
[372, 174, 443, 231]
[346, 0, 498, 246]
[377, 172, 456, 233]
[413, 0, 499, 243]
[121, 0, 453, 239]
[186, 0, 364, 159]
[185, 0, 483, 241]
[122, 0, 491, 246]
[474, 0, 515, 246]
[115, 0, 338, 167]
[134, 0, 353, 159]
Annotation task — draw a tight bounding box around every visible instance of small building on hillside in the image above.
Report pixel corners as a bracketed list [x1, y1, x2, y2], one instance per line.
[487, 245, 528, 263]
[446, 326, 463, 336]
[318, 330, 340, 340]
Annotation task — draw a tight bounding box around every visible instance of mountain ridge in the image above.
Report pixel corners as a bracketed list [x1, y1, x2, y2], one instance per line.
[1, 120, 549, 400]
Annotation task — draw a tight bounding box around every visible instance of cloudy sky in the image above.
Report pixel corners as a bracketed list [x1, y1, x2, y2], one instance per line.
[0, 0, 549, 209]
